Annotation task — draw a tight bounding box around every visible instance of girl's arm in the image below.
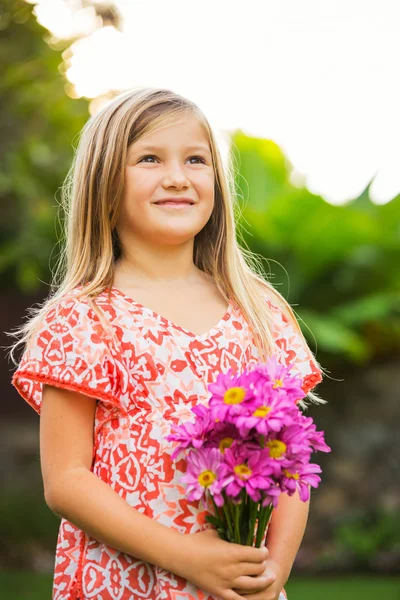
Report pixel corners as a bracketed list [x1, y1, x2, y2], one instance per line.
[40, 384, 185, 575]
[264, 490, 310, 586]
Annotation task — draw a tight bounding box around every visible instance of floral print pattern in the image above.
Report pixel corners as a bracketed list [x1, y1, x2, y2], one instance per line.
[11, 285, 322, 599]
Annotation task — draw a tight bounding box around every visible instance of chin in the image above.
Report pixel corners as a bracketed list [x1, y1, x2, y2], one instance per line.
[153, 228, 203, 245]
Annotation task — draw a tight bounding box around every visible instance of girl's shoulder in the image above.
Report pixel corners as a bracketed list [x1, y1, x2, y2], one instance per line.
[11, 286, 124, 417]
[32, 287, 114, 347]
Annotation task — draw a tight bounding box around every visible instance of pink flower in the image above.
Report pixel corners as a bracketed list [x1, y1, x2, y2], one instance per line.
[280, 461, 322, 502]
[181, 447, 225, 506]
[300, 415, 332, 454]
[165, 354, 331, 529]
[235, 393, 297, 437]
[205, 421, 241, 453]
[208, 369, 256, 422]
[250, 355, 306, 404]
[166, 404, 215, 460]
[261, 485, 282, 508]
[220, 445, 278, 503]
[251, 426, 305, 479]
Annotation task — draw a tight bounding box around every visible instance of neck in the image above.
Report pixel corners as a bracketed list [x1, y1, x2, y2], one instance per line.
[115, 239, 203, 285]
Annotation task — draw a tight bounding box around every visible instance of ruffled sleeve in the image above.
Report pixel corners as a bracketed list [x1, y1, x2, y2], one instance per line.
[11, 294, 125, 416]
[266, 298, 323, 396]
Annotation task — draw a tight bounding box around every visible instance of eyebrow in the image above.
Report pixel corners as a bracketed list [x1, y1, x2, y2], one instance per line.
[130, 144, 211, 155]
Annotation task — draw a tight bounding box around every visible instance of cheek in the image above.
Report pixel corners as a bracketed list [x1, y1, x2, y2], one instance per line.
[124, 170, 152, 201]
[198, 198, 215, 229]
[200, 171, 215, 192]
[196, 173, 215, 211]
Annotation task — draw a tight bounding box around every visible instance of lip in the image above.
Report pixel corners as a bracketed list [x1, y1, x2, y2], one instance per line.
[153, 197, 195, 205]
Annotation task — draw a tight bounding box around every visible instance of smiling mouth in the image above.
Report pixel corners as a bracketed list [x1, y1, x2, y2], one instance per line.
[154, 201, 194, 206]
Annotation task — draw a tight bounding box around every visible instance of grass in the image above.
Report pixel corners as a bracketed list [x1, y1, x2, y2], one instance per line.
[285, 575, 400, 600]
[0, 572, 399, 600]
[0, 572, 52, 599]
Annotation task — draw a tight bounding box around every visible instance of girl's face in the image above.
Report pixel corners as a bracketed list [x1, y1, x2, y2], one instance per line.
[119, 115, 215, 247]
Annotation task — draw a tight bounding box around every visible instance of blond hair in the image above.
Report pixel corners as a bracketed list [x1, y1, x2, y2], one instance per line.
[6, 86, 327, 408]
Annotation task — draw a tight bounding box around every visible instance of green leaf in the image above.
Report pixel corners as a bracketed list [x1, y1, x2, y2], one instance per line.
[205, 515, 223, 528]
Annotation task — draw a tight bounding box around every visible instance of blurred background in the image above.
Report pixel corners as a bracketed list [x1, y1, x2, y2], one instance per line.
[1, 0, 399, 598]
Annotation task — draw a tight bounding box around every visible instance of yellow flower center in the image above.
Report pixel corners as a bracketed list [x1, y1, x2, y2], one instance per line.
[198, 470, 217, 487]
[223, 387, 246, 404]
[234, 464, 252, 480]
[219, 437, 234, 453]
[273, 378, 283, 388]
[284, 469, 299, 480]
[266, 439, 287, 458]
[253, 405, 272, 417]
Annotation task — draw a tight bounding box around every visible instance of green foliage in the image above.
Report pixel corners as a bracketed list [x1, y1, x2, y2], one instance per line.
[333, 509, 400, 566]
[0, 490, 59, 545]
[0, 0, 88, 293]
[1, 0, 399, 368]
[232, 132, 400, 362]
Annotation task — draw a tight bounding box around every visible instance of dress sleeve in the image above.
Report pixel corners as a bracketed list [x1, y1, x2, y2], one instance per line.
[266, 298, 323, 396]
[11, 294, 124, 416]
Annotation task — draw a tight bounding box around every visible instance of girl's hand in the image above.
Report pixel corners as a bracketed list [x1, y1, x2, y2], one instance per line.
[233, 558, 285, 600]
[174, 529, 277, 600]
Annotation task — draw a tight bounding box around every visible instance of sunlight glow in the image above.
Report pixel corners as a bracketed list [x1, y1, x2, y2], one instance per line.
[27, 0, 400, 205]
[66, 26, 126, 98]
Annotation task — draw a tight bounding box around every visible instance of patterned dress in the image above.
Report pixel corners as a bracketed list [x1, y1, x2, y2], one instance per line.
[11, 285, 323, 600]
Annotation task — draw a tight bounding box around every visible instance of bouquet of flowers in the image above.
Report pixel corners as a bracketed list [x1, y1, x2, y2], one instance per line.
[166, 355, 331, 547]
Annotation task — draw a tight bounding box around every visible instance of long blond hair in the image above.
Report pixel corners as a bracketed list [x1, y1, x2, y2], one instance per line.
[6, 86, 327, 407]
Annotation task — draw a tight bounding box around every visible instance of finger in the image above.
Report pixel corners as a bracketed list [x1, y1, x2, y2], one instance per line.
[227, 590, 254, 600]
[237, 544, 269, 563]
[239, 585, 278, 600]
[238, 561, 267, 576]
[235, 576, 278, 599]
[201, 529, 219, 537]
[232, 589, 265, 599]
[232, 572, 276, 594]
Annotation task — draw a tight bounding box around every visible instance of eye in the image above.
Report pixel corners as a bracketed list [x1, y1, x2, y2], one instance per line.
[138, 155, 206, 164]
[188, 155, 206, 164]
[138, 155, 157, 163]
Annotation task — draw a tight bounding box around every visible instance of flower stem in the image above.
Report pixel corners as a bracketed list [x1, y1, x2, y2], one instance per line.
[210, 493, 223, 523]
[246, 499, 259, 545]
[222, 497, 234, 540]
[234, 501, 240, 543]
[254, 493, 274, 548]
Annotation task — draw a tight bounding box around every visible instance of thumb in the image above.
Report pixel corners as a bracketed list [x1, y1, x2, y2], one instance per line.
[204, 528, 220, 537]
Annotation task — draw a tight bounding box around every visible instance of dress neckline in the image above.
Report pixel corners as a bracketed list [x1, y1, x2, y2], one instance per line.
[105, 286, 234, 341]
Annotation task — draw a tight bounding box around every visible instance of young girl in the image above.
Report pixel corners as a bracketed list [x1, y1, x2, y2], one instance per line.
[9, 87, 326, 600]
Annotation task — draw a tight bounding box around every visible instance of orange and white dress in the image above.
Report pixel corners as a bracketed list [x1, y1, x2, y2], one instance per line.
[12, 285, 322, 600]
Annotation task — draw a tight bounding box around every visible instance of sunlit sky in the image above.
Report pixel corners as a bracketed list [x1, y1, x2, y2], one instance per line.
[30, 0, 400, 205]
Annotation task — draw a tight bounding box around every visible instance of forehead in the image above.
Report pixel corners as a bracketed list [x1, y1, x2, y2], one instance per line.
[130, 116, 211, 154]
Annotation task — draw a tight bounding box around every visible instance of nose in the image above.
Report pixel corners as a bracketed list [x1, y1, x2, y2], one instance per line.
[162, 160, 190, 189]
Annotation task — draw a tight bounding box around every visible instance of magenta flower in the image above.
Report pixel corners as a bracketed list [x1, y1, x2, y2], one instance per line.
[235, 393, 298, 438]
[261, 485, 282, 508]
[250, 355, 306, 404]
[300, 415, 332, 454]
[166, 404, 215, 460]
[220, 445, 277, 503]
[276, 424, 313, 461]
[280, 461, 322, 502]
[181, 447, 225, 506]
[164, 355, 331, 546]
[208, 369, 257, 422]
[206, 421, 241, 453]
